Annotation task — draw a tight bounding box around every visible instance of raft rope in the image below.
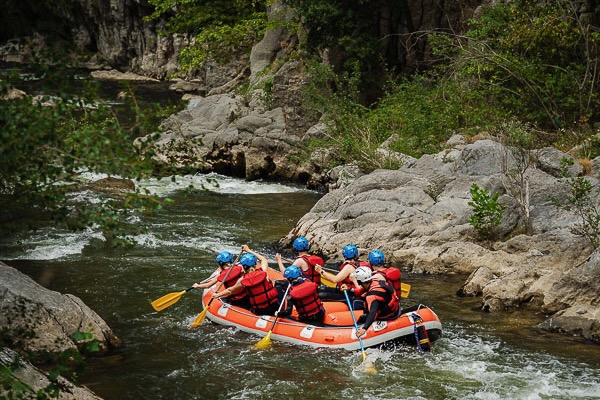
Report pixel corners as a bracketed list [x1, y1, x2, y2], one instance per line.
[412, 305, 431, 353]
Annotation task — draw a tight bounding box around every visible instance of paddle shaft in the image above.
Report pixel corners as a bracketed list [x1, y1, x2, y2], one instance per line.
[268, 284, 292, 331]
[344, 290, 368, 358]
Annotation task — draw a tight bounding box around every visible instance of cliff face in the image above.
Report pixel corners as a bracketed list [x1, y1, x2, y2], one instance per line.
[0, 0, 185, 79]
[0, 0, 483, 80]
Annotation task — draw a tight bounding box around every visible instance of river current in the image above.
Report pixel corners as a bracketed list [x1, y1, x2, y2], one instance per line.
[1, 173, 600, 400]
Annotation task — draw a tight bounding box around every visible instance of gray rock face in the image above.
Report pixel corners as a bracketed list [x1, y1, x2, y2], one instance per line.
[0, 262, 121, 354]
[149, 57, 324, 186]
[284, 139, 600, 342]
[0, 348, 102, 400]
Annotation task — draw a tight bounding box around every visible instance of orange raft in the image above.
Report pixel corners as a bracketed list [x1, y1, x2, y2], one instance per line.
[201, 268, 442, 351]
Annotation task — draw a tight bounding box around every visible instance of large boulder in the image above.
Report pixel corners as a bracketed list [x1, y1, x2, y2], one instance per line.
[0, 262, 121, 355]
[0, 348, 102, 400]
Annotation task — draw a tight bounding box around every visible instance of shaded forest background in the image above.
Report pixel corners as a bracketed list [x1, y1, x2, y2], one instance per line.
[1, 0, 599, 239]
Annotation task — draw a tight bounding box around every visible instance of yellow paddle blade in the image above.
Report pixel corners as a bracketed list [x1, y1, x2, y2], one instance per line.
[151, 290, 186, 312]
[321, 276, 336, 288]
[189, 308, 208, 329]
[401, 283, 411, 299]
[254, 331, 273, 350]
[361, 359, 377, 374]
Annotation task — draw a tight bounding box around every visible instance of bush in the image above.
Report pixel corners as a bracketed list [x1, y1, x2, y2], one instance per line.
[468, 183, 505, 240]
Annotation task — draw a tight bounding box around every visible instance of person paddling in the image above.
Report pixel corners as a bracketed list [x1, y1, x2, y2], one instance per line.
[348, 266, 400, 338]
[277, 265, 325, 324]
[367, 250, 402, 302]
[212, 244, 280, 316]
[203, 250, 251, 309]
[275, 236, 324, 285]
[315, 244, 370, 301]
[192, 251, 231, 290]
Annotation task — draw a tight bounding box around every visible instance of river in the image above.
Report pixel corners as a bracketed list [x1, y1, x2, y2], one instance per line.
[2, 62, 600, 399]
[2, 173, 600, 400]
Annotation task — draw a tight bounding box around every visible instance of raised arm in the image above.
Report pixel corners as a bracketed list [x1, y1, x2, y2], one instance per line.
[275, 253, 286, 273]
[317, 263, 355, 284]
[242, 244, 269, 271]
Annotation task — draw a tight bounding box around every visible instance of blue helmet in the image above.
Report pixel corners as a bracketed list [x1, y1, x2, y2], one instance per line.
[342, 244, 359, 259]
[239, 253, 257, 267]
[368, 250, 385, 266]
[216, 251, 234, 264]
[293, 237, 310, 251]
[284, 265, 302, 281]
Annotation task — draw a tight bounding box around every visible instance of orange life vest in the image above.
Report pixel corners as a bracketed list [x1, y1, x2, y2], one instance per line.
[241, 270, 279, 310]
[218, 265, 246, 301]
[298, 254, 325, 284]
[365, 277, 399, 319]
[378, 267, 402, 299]
[289, 280, 323, 318]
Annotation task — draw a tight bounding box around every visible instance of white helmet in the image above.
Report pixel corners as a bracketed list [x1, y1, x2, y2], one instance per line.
[353, 266, 372, 283]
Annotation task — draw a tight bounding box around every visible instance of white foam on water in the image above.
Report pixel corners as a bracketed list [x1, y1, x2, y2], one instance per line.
[64, 172, 310, 205]
[424, 327, 600, 399]
[138, 172, 309, 196]
[1, 227, 103, 260]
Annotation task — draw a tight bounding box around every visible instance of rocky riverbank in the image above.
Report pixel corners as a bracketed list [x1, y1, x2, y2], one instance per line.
[0, 262, 119, 399]
[281, 138, 600, 342]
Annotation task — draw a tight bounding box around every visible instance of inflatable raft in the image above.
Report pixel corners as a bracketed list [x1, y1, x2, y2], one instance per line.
[200, 268, 442, 351]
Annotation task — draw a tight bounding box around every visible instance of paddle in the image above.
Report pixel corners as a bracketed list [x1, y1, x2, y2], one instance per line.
[321, 266, 411, 298]
[344, 290, 377, 374]
[254, 283, 292, 350]
[151, 274, 216, 312]
[151, 287, 194, 312]
[189, 249, 244, 329]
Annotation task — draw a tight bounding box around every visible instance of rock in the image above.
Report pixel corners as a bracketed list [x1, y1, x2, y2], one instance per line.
[445, 134, 466, 148]
[2, 87, 27, 100]
[457, 266, 496, 297]
[591, 156, 600, 179]
[0, 348, 102, 400]
[284, 139, 600, 342]
[534, 147, 582, 177]
[87, 177, 135, 194]
[90, 69, 160, 82]
[169, 80, 203, 94]
[0, 262, 121, 355]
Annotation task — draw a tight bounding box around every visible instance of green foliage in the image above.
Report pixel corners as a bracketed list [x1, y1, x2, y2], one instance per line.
[302, 61, 504, 170]
[299, 0, 600, 169]
[0, 66, 178, 244]
[438, 0, 600, 129]
[468, 183, 505, 240]
[300, 61, 382, 170]
[146, 0, 267, 72]
[557, 157, 600, 249]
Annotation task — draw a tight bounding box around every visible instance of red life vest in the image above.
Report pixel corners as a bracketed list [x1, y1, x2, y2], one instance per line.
[378, 267, 402, 299]
[365, 278, 399, 319]
[298, 254, 325, 284]
[289, 280, 323, 318]
[218, 265, 246, 301]
[338, 260, 371, 290]
[241, 270, 279, 310]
